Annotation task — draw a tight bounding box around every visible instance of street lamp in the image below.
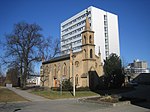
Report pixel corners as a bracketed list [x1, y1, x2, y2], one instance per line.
[72, 54, 76, 96]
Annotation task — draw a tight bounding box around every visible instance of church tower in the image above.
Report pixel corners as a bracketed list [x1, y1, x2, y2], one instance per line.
[82, 12, 95, 60]
[81, 11, 96, 73]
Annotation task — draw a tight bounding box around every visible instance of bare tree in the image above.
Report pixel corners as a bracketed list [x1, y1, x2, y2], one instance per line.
[50, 38, 60, 58]
[3, 22, 45, 88]
[39, 37, 60, 61]
[2, 22, 61, 88]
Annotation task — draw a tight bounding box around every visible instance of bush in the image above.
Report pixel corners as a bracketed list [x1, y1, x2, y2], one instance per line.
[62, 79, 73, 91]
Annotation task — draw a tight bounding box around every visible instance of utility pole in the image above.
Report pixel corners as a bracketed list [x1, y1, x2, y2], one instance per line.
[72, 54, 76, 96]
[70, 42, 76, 96]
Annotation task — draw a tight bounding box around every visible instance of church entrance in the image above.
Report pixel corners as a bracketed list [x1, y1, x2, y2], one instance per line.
[88, 70, 100, 91]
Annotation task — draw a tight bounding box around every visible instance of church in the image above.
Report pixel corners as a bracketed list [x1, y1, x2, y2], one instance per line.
[40, 14, 103, 88]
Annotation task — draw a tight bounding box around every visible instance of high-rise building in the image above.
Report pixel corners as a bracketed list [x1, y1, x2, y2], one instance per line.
[61, 6, 120, 61]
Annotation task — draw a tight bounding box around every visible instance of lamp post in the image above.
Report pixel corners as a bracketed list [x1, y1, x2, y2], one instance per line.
[72, 54, 76, 96]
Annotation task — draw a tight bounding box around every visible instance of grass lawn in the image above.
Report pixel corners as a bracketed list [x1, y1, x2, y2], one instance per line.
[31, 90, 98, 99]
[0, 87, 28, 102]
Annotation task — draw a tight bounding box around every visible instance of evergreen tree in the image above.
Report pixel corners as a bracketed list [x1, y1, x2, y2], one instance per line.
[104, 53, 125, 88]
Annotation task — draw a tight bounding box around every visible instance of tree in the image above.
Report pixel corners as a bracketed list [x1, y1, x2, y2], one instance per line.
[2, 22, 61, 88]
[39, 37, 60, 61]
[103, 53, 125, 88]
[3, 22, 44, 88]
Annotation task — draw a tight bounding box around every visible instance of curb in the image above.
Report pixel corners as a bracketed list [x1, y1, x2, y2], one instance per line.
[0, 101, 29, 105]
[49, 95, 100, 101]
[79, 98, 131, 107]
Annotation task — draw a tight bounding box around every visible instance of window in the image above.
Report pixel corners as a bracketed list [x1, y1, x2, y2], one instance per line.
[104, 21, 107, 26]
[104, 15, 107, 20]
[54, 64, 57, 78]
[75, 61, 79, 67]
[104, 27, 107, 31]
[75, 75, 79, 85]
[63, 63, 67, 76]
[105, 33, 108, 37]
[90, 49, 93, 58]
[105, 51, 109, 57]
[84, 49, 86, 58]
[89, 35, 92, 43]
[84, 36, 86, 44]
[105, 39, 108, 43]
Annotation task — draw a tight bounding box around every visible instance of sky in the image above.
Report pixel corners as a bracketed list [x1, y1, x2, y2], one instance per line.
[0, 0, 150, 71]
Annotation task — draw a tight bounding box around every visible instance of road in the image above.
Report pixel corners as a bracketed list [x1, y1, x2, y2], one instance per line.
[0, 99, 149, 112]
[1, 86, 149, 112]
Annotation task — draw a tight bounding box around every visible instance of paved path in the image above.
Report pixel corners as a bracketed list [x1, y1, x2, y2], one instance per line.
[7, 87, 49, 102]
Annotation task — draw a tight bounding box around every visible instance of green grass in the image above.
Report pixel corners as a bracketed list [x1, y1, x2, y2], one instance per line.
[0, 87, 28, 102]
[31, 90, 98, 99]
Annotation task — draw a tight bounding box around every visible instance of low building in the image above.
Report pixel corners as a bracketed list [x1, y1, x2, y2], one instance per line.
[40, 15, 103, 88]
[125, 59, 149, 74]
[27, 75, 41, 85]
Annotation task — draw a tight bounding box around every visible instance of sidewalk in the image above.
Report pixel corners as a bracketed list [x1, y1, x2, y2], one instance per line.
[7, 87, 50, 102]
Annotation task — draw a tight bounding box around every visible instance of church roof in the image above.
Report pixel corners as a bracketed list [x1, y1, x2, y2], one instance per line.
[42, 54, 70, 64]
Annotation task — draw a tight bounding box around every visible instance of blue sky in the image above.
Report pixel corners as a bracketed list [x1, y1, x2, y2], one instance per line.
[0, 0, 150, 69]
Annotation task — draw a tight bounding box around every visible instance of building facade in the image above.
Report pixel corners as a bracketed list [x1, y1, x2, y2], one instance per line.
[41, 16, 103, 88]
[61, 6, 120, 61]
[125, 59, 149, 74]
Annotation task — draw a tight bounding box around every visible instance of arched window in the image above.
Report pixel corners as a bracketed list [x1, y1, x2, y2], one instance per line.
[90, 49, 93, 58]
[84, 49, 86, 58]
[63, 63, 67, 76]
[84, 36, 86, 44]
[46, 65, 48, 73]
[75, 74, 79, 85]
[54, 64, 57, 78]
[89, 35, 92, 43]
[64, 67, 66, 75]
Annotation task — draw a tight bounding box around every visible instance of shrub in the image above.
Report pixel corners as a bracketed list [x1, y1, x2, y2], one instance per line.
[62, 79, 73, 91]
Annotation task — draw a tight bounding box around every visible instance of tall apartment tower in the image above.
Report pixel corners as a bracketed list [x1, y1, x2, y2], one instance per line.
[61, 6, 120, 61]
